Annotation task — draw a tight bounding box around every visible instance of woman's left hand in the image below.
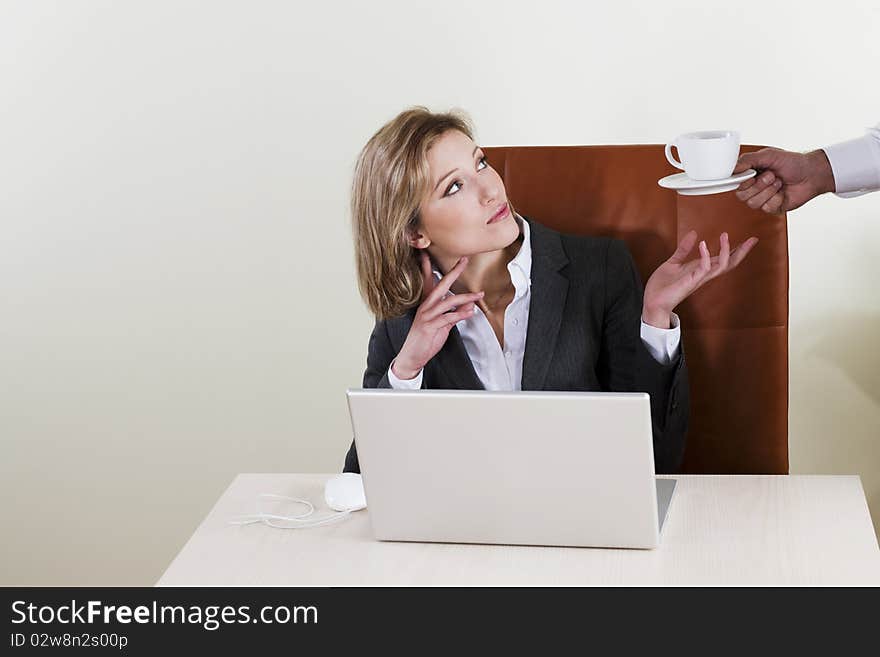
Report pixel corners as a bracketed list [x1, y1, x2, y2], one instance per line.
[642, 231, 759, 328]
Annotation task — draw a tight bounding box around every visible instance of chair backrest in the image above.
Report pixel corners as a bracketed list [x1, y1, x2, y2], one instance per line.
[483, 144, 789, 474]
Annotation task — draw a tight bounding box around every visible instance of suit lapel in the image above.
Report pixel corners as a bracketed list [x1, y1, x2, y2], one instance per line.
[435, 326, 485, 390]
[521, 219, 569, 391]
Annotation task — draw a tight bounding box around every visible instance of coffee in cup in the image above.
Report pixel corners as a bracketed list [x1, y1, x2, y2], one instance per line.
[664, 130, 740, 180]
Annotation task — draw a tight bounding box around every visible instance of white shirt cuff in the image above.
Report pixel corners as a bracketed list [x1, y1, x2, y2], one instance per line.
[387, 359, 424, 389]
[640, 312, 681, 365]
[822, 126, 880, 197]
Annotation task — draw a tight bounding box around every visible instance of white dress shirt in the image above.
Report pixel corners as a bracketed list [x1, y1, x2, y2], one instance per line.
[388, 216, 681, 391]
[822, 122, 880, 197]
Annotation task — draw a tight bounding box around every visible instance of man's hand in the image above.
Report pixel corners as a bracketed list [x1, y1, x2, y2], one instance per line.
[734, 147, 836, 213]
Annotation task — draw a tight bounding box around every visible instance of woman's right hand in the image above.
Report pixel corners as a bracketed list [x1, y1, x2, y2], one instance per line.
[391, 252, 484, 380]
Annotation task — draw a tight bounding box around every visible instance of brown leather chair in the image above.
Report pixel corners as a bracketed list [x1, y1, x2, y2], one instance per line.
[483, 144, 789, 474]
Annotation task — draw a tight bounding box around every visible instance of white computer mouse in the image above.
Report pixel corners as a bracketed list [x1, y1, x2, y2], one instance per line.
[324, 473, 367, 512]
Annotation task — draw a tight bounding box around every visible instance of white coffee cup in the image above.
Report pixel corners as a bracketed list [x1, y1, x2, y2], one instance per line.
[664, 130, 741, 180]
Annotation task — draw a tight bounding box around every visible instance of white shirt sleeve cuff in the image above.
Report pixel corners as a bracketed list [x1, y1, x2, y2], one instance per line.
[640, 312, 681, 365]
[387, 359, 424, 389]
[822, 127, 880, 196]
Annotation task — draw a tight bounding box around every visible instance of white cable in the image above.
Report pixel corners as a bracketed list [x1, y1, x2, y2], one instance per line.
[228, 493, 352, 530]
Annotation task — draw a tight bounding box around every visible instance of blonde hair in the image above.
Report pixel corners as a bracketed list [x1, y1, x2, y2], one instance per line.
[351, 106, 475, 320]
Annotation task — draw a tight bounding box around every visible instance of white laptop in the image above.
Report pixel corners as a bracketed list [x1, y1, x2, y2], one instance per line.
[345, 389, 676, 549]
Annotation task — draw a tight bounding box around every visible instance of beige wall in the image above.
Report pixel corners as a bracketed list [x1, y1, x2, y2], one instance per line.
[2, 1, 878, 584]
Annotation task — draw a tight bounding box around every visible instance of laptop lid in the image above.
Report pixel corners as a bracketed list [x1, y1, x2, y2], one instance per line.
[346, 389, 662, 549]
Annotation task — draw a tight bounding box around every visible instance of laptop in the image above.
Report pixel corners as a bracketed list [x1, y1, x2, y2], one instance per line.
[345, 389, 676, 549]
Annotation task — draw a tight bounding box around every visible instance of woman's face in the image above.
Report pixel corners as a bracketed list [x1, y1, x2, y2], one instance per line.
[412, 129, 519, 260]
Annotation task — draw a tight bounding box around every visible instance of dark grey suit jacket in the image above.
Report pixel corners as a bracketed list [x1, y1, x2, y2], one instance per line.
[343, 217, 689, 474]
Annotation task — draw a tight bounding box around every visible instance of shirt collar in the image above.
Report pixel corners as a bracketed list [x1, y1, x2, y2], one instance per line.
[507, 214, 532, 298]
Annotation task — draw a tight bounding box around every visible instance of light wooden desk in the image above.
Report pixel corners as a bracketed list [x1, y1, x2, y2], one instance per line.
[158, 474, 880, 586]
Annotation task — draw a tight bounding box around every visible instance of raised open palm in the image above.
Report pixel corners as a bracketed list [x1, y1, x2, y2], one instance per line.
[642, 231, 758, 327]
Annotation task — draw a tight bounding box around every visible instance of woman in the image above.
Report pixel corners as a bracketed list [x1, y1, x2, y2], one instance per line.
[343, 107, 758, 474]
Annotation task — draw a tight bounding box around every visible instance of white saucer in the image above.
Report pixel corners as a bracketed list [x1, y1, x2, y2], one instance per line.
[658, 169, 756, 196]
